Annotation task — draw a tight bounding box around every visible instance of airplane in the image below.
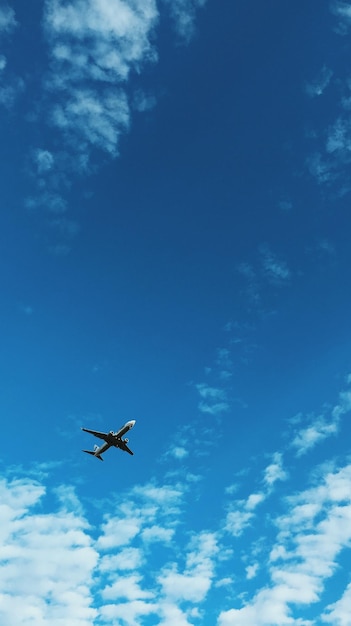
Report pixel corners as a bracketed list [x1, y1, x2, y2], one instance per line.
[81, 420, 136, 461]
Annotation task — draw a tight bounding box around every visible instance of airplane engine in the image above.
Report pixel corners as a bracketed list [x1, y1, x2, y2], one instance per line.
[123, 438, 129, 443]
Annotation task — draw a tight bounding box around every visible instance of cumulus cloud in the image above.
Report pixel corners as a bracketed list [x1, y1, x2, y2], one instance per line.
[158, 531, 218, 603]
[0, 477, 98, 626]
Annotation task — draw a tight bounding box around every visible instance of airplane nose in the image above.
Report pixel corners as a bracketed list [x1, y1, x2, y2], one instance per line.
[129, 420, 136, 428]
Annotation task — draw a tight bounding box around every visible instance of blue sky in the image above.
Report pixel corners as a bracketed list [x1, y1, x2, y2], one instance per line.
[1, 1, 351, 624]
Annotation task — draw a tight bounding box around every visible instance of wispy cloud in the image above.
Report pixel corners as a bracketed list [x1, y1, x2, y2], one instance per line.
[0, 5, 24, 110]
[259, 245, 291, 286]
[305, 66, 333, 97]
[196, 382, 230, 416]
[331, 0, 351, 34]
[161, 0, 207, 42]
[0, 5, 17, 35]
[291, 385, 351, 456]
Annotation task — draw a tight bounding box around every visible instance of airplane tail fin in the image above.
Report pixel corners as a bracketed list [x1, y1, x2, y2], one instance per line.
[82, 449, 104, 461]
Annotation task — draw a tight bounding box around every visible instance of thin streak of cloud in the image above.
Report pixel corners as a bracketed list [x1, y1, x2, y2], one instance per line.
[305, 66, 333, 97]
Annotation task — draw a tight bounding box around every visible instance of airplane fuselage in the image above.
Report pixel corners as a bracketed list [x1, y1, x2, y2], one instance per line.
[82, 420, 136, 460]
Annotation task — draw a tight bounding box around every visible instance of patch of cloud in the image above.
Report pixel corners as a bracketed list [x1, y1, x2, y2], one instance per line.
[323, 581, 351, 624]
[326, 117, 351, 153]
[260, 245, 291, 286]
[291, 415, 339, 457]
[34, 148, 55, 174]
[0, 75, 25, 109]
[170, 445, 189, 459]
[161, 0, 207, 43]
[132, 88, 157, 112]
[218, 462, 351, 626]
[263, 452, 288, 487]
[246, 563, 259, 580]
[141, 525, 175, 544]
[331, 0, 351, 34]
[0, 5, 17, 35]
[0, 477, 98, 626]
[0, 6, 23, 110]
[196, 382, 230, 416]
[158, 531, 218, 603]
[291, 386, 351, 456]
[43, 0, 158, 158]
[305, 66, 333, 97]
[307, 151, 335, 184]
[225, 491, 265, 538]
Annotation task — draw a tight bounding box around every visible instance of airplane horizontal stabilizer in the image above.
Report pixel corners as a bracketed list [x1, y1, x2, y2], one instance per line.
[83, 449, 104, 461]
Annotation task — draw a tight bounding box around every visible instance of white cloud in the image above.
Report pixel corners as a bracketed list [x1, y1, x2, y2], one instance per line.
[34, 148, 55, 174]
[291, 415, 338, 456]
[101, 573, 154, 600]
[161, 0, 206, 42]
[305, 66, 333, 97]
[133, 88, 157, 112]
[51, 86, 130, 156]
[170, 445, 189, 459]
[141, 524, 175, 543]
[218, 463, 351, 626]
[263, 453, 288, 487]
[246, 563, 259, 580]
[260, 246, 291, 285]
[307, 151, 335, 184]
[0, 478, 98, 626]
[225, 492, 265, 537]
[43, 0, 158, 157]
[323, 582, 351, 625]
[0, 76, 24, 109]
[0, 5, 17, 34]
[98, 547, 144, 572]
[97, 515, 141, 549]
[291, 386, 351, 456]
[158, 531, 218, 603]
[197, 382, 229, 416]
[331, 0, 351, 33]
[99, 599, 158, 625]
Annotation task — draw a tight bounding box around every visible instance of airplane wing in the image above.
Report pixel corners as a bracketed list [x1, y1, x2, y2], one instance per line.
[118, 440, 134, 455]
[81, 427, 108, 442]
